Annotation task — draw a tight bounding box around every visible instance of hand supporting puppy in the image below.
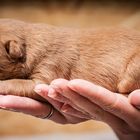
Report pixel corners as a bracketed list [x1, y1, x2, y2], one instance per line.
[0, 79, 140, 140]
[35, 79, 140, 140]
[0, 84, 88, 124]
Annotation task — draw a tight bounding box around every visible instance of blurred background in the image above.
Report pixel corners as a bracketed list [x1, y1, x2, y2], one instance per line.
[0, 0, 140, 140]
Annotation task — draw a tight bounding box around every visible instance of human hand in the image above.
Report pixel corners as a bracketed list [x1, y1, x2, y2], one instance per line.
[129, 91, 140, 110]
[0, 85, 88, 124]
[35, 79, 140, 140]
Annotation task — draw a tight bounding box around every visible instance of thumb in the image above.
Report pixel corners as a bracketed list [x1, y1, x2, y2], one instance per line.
[128, 90, 140, 109]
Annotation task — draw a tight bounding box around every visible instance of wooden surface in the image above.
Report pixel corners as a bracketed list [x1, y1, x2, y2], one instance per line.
[0, 0, 140, 136]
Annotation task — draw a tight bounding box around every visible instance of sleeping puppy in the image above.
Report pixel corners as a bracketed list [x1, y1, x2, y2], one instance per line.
[0, 19, 140, 102]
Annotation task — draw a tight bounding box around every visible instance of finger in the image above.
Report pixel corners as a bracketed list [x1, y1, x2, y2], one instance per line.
[49, 79, 133, 133]
[34, 84, 69, 103]
[40, 96, 87, 124]
[48, 88, 87, 116]
[44, 97, 88, 123]
[0, 95, 67, 124]
[68, 79, 140, 129]
[34, 84, 68, 110]
[48, 86, 86, 114]
[49, 79, 120, 120]
[128, 90, 140, 109]
[35, 82, 86, 115]
[50, 79, 99, 117]
[34, 83, 89, 120]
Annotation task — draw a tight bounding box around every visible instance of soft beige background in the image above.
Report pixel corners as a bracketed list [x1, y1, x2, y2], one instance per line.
[0, 0, 140, 137]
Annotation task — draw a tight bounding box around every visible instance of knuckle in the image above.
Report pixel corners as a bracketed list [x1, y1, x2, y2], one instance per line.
[59, 96, 70, 104]
[102, 94, 120, 112]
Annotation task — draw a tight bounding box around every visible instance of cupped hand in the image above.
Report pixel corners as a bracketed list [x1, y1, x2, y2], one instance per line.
[0, 85, 88, 124]
[35, 79, 140, 140]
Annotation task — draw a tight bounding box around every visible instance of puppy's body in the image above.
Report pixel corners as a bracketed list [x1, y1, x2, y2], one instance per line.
[0, 19, 140, 101]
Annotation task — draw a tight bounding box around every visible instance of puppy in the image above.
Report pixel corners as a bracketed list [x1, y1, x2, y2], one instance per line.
[0, 19, 140, 101]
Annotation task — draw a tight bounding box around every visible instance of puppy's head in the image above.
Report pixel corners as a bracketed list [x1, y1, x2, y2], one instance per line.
[0, 33, 27, 80]
[2, 37, 26, 62]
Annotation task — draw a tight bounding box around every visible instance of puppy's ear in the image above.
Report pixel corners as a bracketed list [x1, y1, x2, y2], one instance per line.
[5, 40, 26, 62]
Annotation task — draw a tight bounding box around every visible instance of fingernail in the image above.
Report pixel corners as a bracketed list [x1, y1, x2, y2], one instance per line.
[129, 91, 140, 107]
[48, 88, 57, 98]
[34, 85, 42, 93]
[34, 84, 49, 94]
[51, 85, 62, 93]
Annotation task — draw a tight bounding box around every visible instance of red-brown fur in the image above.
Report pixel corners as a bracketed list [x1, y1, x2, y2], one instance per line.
[0, 19, 140, 101]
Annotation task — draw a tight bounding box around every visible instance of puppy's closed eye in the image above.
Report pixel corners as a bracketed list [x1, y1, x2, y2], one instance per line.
[5, 40, 26, 63]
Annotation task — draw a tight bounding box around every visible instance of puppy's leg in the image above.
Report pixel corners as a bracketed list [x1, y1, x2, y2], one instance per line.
[118, 53, 140, 94]
[0, 64, 64, 102]
[0, 79, 46, 102]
